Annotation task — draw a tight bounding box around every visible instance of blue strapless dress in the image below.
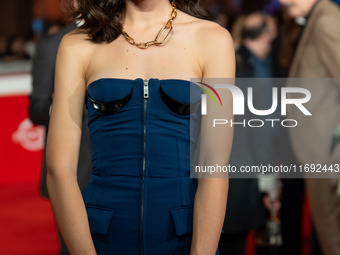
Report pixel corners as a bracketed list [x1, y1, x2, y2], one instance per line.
[82, 78, 219, 255]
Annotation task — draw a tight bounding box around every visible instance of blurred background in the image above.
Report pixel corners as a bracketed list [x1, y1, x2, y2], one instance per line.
[1, 0, 339, 255]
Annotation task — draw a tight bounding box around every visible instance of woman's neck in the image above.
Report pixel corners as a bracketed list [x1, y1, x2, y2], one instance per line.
[124, 0, 174, 27]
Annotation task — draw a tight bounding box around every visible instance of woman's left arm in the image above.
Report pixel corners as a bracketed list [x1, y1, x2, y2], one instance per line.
[190, 22, 235, 255]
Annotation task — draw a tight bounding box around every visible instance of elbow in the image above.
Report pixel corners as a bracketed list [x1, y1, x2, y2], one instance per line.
[45, 163, 59, 192]
[45, 163, 57, 197]
[46, 163, 58, 179]
[46, 162, 78, 196]
[45, 153, 58, 178]
[45, 159, 77, 183]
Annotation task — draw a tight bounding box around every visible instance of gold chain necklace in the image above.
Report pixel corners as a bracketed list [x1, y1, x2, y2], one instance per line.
[121, 2, 177, 49]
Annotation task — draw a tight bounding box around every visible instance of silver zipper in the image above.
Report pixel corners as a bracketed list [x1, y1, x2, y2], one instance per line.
[144, 79, 149, 99]
[141, 79, 149, 255]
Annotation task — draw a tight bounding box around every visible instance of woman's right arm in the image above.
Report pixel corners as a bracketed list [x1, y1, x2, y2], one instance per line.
[46, 32, 96, 255]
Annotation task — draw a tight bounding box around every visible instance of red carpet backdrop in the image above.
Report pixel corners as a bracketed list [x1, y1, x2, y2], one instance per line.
[0, 73, 59, 255]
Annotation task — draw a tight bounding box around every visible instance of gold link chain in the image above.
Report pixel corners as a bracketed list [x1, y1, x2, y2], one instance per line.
[121, 2, 177, 49]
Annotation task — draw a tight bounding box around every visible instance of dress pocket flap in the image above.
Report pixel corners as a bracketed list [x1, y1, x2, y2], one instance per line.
[86, 205, 115, 235]
[170, 206, 193, 236]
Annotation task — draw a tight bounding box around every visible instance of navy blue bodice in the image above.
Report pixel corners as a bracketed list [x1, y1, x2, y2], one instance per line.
[82, 78, 219, 255]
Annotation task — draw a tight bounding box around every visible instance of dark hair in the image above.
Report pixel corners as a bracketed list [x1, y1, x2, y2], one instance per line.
[62, 0, 207, 44]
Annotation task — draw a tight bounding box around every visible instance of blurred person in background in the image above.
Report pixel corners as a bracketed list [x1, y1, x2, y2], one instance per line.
[25, 20, 65, 59]
[236, 12, 277, 78]
[219, 12, 280, 255]
[28, 15, 92, 255]
[2, 35, 30, 61]
[0, 36, 7, 59]
[279, 0, 340, 255]
[276, 10, 304, 255]
[278, 15, 301, 76]
[44, 20, 64, 36]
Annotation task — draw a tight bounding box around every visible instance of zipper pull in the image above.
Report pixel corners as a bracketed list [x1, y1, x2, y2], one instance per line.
[143, 79, 149, 99]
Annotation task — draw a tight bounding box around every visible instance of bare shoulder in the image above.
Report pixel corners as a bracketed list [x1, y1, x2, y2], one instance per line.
[57, 29, 98, 77]
[58, 29, 96, 61]
[177, 11, 232, 42]
[178, 14, 235, 77]
[194, 19, 233, 52]
[60, 29, 93, 50]
[178, 15, 235, 77]
[177, 12, 233, 56]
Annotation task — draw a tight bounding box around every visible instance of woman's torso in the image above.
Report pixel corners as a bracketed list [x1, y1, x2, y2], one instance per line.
[78, 11, 222, 255]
